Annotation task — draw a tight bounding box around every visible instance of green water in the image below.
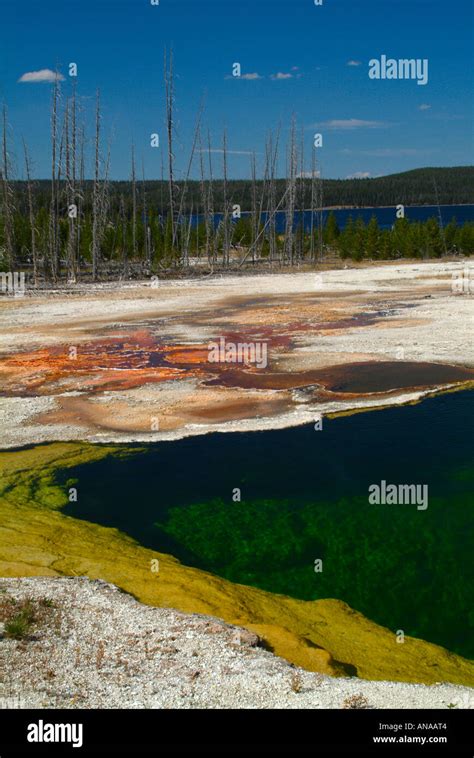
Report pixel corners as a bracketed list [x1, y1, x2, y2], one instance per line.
[62, 390, 474, 657]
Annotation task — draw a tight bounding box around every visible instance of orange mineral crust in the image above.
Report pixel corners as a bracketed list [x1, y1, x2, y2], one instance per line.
[0, 262, 472, 447]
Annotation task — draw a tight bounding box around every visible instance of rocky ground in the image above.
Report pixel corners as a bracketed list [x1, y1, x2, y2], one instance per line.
[0, 577, 473, 710]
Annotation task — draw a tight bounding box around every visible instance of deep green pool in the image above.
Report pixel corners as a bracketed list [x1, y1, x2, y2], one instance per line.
[62, 390, 474, 658]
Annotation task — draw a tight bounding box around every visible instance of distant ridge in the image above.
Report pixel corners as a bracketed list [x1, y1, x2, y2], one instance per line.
[319, 166, 474, 208]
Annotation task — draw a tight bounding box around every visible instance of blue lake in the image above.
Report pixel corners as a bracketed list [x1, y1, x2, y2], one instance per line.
[205, 204, 474, 232]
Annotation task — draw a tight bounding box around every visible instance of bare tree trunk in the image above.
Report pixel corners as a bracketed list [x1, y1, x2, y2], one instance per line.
[66, 84, 77, 282]
[55, 107, 67, 280]
[164, 47, 177, 251]
[250, 152, 257, 264]
[310, 146, 316, 263]
[1, 104, 15, 271]
[22, 138, 38, 285]
[131, 145, 137, 259]
[176, 103, 203, 266]
[317, 153, 323, 262]
[120, 194, 128, 278]
[48, 77, 60, 281]
[284, 117, 297, 265]
[91, 90, 101, 280]
[198, 128, 210, 261]
[99, 142, 111, 270]
[160, 150, 164, 223]
[269, 126, 280, 265]
[207, 129, 216, 269]
[64, 97, 72, 281]
[76, 118, 85, 280]
[256, 135, 272, 261]
[142, 160, 150, 269]
[297, 128, 305, 261]
[433, 176, 448, 256]
[183, 204, 193, 265]
[222, 128, 230, 266]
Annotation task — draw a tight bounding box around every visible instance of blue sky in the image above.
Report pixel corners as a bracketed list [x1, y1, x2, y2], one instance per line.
[1, 0, 472, 179]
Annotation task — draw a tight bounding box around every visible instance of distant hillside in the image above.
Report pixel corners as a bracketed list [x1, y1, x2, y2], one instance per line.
[319, 167, 474, 208]
[11, 166, 474, 215]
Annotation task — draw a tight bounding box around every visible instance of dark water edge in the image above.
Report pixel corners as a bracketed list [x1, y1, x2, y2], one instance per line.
[62, 390, 474, 658]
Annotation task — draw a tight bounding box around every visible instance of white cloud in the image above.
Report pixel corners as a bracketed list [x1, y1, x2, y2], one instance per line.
[270, 72, 293, 80]
[347, 60, 362, 67]
[340, 148, 435, 157]
[18, 69, 65, 83]
[316, 119, 389, 130]
[346, 172, 372, 179]
[418, 103, 431, 110]
[225, 72, 263, 80]
[197, 148, 255, 156]
[297, 170, 321, 178]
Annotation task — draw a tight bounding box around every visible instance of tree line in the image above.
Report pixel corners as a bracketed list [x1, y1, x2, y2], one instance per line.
[321, 213, 474, 261]
[9, 166, 474, 219]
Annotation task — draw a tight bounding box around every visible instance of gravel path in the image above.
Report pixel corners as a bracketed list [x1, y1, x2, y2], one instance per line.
[1, 577, 472, 710]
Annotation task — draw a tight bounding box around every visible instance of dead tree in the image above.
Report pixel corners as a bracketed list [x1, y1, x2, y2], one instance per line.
[91, 89, 101, 280]
[250, 151, 258, 263]
[297, 127, 305, 261]
[160, 149, 165, 223]
[256, 134, 273, 261]
[164, 47, 178, 250]
[268, 126, 280, 264]
[66, 83, 78, 282]
[22, 138, 38, 285]
[433, 175, 448, 256]
[131, 145, 137, 259]
[198, 128, 210, 261]
[64, 98, 71, 278]
[310, 146, 316, 262]
[142, 160, 150, 269]
[48, 76, 60, 281]
[99, 142, 111, 269]
[238, 183, 291, 268]
[316, 153, 323, 261]
[176, 103, 203, 266]
[222, 128, 230, 266]
[284, 117, 298, 265]
[1, 104, 15, 271]
[120, 194, 128, 277]
[89, 94, 110, 280]
[75, 112, 86, 280]
[207, 128, 217, 269]
[56, 105, 67, 278]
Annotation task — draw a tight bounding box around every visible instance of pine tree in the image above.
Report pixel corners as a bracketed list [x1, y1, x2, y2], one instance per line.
[323, 211, 340, 245]
[365, 215, 379, 259]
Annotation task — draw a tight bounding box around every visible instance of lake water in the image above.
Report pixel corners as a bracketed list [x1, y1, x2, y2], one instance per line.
[62, 390, 474, 658]
[207, 204, 474, 232]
